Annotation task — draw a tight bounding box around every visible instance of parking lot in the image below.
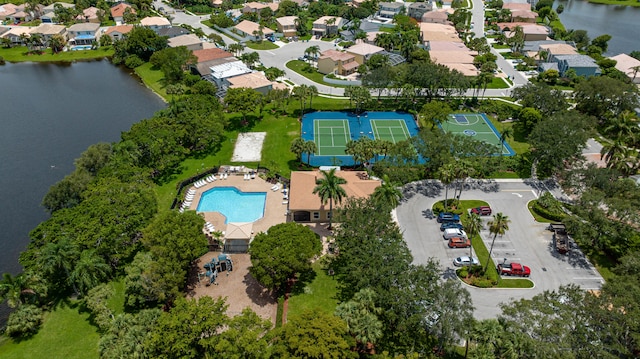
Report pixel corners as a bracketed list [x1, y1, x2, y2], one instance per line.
[395, 179, 604, 320]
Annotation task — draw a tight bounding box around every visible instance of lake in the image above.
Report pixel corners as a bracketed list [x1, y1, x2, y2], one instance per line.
[0, 60, 165, 279]
[554, 0, 640, 56]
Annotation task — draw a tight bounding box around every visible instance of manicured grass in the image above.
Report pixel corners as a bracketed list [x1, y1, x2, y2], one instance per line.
[286, 260, 339, 320]
[498, 278, 535, 288]
[286, 60, 328, 86]
[549, 20, 566, 31]
[134, 62, 170, 101]
[484, 117, 530, 155]
[245, 41, 279, 50]
[588, 0, 640, 5]
[107, 278, 126, 315]
[492, 44, 511, 49]
[490, 171, 520, 179]
[485, 76, 510, 89]
[0, 300, 100, 359]
[0, 46, 114, 63]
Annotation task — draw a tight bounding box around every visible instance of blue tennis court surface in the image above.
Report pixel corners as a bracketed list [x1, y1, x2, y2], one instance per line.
[440, 113, 515, 156]
[302, 111, 419, 166]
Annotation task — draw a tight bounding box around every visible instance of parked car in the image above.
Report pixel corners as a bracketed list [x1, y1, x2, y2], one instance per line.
[437, 212, 460, 223]
[443, 228, 467, 240]
[470, 206, 492, 216]
[448, 237, 471, 248]
[453, 256, 479, 267]
[440, 222, 464, 231]
[497, 262, 531, 277]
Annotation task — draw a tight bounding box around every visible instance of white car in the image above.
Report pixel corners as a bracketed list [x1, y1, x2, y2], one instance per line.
[453, 256, 479, 267]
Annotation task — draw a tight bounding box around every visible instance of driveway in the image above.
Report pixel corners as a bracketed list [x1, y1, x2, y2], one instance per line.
[395, 179, 604, 320]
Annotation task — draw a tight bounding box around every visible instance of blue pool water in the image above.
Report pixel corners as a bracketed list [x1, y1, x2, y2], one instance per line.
[196, 187, 267, 223]
[70, 45, 92, 51]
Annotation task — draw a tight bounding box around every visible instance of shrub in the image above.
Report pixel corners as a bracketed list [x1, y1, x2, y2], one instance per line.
[5, 305, 44, 337]
[124, 55, 144, 69]
[457, 267, 468, 278]
[531, 191, 566, 221]
[470, 277, 494, 288]
[0, 56, 5, 65]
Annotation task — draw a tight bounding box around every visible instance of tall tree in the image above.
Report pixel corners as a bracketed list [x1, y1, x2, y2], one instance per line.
[290, 137, 305, 163]
[302, 140, 317, 165]
[224, 87, 262, 124]
[463, 213, 483, 264]
[313, 168, 347, 230]
[438, 163, 456, 209]
[335, 288, 383, 352]
[371, 174, 402, 209]
[484, 213, 510, 272]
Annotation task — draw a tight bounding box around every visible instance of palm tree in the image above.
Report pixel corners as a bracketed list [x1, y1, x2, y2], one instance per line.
[49, 34, 66, 53]
[313, 168, 347, 230]
[484, 213, 511, 272]
[307, 85, 318, 109]
[335, 288, 383, 352]
[0, 272, 47, 308]
[69, 250, 111, 297]
[39, 238, 79, 295]
[293, 84, 310, 115]
[438, 163, 456, 210]
[499, 127, 513, 157]
[290, 137, 306, 163]
[604, 111, 638, 146]
[302, 140, 317, 165]
[371, 174, 402, 209]
[463, 213, 483, 267]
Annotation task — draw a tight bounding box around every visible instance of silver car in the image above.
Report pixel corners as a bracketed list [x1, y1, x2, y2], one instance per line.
[453, 256, 479, 267]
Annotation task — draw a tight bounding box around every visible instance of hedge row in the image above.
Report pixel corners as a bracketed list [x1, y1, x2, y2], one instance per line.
[531, 201, 566, 222]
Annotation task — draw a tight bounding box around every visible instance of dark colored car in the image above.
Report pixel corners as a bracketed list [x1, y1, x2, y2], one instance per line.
[471, 206, 492, 215]
[440, 222, 464, 231]
[437, 212, 460, 223]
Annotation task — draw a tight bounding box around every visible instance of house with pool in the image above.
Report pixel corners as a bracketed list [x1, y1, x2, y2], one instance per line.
[288, 169, 381, 223]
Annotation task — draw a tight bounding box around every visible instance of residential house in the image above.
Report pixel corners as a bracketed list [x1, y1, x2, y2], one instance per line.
[610, 53, 640, 84]
[157, 26, 191, 38]
[502, 2, 537, 23]
[288, 170, 380, 223]
[429, 50, 479, 76]
[0, 4, 18, 21]
[168, 34, 203, 51]
[499, 23, 549, 41]
[317, 49, 358, 76]
[208, 60, 253, 91]
[234, 19, 274, 40]
[30, 23, 67, 46]
[9, 5, 32, 24]
[67, 22, 100, 45]
[312, 16, 345, 37]
[408, 1, 433, 21]
[420, 22, 462, 43]
[40, 2, 73, 23]
[0, 27, 8, 37]
[364, 31, 382, 44]
[521, 40, 573, 59]
[0, 26, 32, 45]
[140, 16, 171, 33]
[104, 24, 133, 41]
[538, 43, 578, 62]
[211, 0, 224, 7]
[226, 72, 273, 94]
[276, 16, 297, 37]
[110, 3, 135, 24]
[242, 1, 278, 14]
[289, 0, 309, 7]
[377, 2, 404, 19]
[345, 42, 384, 65]
[553, 54, 601, 77]
[76, 7, 102, 23]
[422, 9, 453, 25]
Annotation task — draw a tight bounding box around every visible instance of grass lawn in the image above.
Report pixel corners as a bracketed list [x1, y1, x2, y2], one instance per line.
[0, 300, 100, 359]
[490, 171, 521, 179]
[286, 260, 339, 320]
[245, 41, 279, 50]
[0, 46, 114, 63]
[286, 60, 340, 87]
[492, 44, 510, 49]
[485, 76, 510, 89]
[134, 62, 170, 101]
[484, 117, 530, 155]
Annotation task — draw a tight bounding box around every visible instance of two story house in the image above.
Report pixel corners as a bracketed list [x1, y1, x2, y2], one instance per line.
[67, 22, 100, 46]
[276, 16, 297, 37]
[312, 16, 345, 38]
[317, 49, 359, 76]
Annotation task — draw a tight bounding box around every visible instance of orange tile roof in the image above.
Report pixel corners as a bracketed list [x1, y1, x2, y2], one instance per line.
[288, 171, 381, 212]
[319, 49, 355, 62]
[111, 3, 134, 17]
[105, 25, 133, 35]
[192, 47, 234, 63]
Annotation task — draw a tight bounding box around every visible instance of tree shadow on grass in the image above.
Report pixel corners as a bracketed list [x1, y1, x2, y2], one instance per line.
[290, 267, 317, 296]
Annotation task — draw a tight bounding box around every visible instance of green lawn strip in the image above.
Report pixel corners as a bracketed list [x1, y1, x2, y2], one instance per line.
[0, 300, 100, 359]
[106, 278, 126, 315]
[587, 0, 640, 5]
[490, 171, 520, 179]
[484, 116, 530, 154]
[134, 62, 170, 101]
[485, 76, 510, 89]
[0, 46, 114, 63]
[492, 44, 510, 49]
[498, 278, 534, 288]
[286, 260, 338, 320]
[286, 60, 348, 88]
[549, 20, 566, 31]
[245, 41, 279, 50]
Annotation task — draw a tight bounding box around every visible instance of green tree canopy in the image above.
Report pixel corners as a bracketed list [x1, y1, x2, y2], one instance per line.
[150, 46, 197, 84]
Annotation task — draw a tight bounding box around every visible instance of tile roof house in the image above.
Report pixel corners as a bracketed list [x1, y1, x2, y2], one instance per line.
[276, 16, 297, 37]
[1, 26, 32, 45]
[30, 23, 67, 45]
[193, 47, 234, 63]
[288, 170, 380, 223]
[242, 1, 278, 13]
[610, 53, 640, 84]
[234, 19, 274, 40]
[192, 57, 238, 77]
[312, 16, 345, 37]
[226, 72, 273, 94]
[553, 54, 601, 77]
[67, 22, 100, 45]
[76, 6, 102, 23]
[140, 16, 171, 32]
[509, 9, 537, 23]
[208, 61, 253, 90]
[110, 3, 135, 24]
[420, 22, 462, 43]
[377, 2, 404, 19]
[539, 43, 578, 61]
[168, 34, 203, 51]
[422, 8, 453, 25]
[408, 1, 433, 20]
[0, 4, 18, 21]
[345, 42, 384, 64]
[501, 23, 549, 41]
[317, 49, 359, 76]
[502, 2, 532, 11]
[104, 24, 133, 40]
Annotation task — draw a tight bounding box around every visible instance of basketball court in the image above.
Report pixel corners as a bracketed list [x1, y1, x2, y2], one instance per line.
[440, 113, 515, 156]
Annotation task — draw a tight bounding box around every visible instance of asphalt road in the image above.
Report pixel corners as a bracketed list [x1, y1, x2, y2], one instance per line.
[395, 179, 604, 320]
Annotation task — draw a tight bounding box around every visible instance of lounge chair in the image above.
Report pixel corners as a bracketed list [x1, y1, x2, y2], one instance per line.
[251, 172, 256, 179]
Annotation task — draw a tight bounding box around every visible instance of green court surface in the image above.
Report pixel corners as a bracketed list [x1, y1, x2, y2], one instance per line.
[441, 113, 514, 156]
[314, 119, 411, 156]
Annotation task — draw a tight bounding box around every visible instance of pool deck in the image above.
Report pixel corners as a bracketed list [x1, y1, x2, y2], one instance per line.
[184, 173, 288, 235]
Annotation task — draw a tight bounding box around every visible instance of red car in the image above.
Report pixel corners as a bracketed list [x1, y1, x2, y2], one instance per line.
[497, 262, 531, 277]
[448, 237, 471, 248]
[471, 206, 492, 216]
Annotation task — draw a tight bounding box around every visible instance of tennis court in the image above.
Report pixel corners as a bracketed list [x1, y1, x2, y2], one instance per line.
[302, 111, 419, 166]
[440, 113, 515, 156]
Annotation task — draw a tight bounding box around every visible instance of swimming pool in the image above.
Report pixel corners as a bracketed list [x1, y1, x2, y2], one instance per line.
[196, 187, 267, 223]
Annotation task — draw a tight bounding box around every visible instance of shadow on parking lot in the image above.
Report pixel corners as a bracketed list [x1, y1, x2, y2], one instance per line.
[442, 267, 459, 280]
[401, 180, 443, 200]
[546, 239, 595, 270]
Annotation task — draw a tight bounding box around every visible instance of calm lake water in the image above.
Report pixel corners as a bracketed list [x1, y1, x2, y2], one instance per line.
[0, 60, 165, 277]
[555, 0, 640, 56]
